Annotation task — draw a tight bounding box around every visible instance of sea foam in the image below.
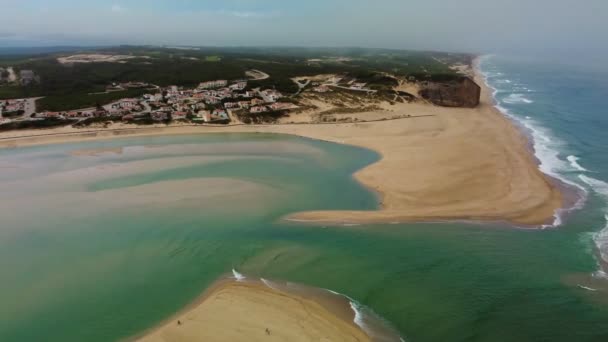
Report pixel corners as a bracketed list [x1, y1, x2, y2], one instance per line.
[255, 275, 405, 341]
[578, 175, 608, 265]
[232, 268, 246, 281]
[479, 56, 587, 227]
[503, 93, 534, 104]
[567, 155, 588, 172]
[346, 297, 406, 342]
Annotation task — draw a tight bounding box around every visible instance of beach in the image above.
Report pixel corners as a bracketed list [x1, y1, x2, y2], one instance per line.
[0, 66, 563, 227]
[136, 277, 373, 342]
[2, 55, 606, 342]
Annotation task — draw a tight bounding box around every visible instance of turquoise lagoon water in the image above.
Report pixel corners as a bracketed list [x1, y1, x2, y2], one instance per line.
[1, 56, 608, 341]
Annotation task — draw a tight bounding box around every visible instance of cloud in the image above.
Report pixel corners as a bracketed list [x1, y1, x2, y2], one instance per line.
[111, 4, 126, 13]
[221, 10, 279, 19]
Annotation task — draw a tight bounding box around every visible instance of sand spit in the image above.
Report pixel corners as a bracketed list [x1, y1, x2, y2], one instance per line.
[136, 277, 379, 342]
[0, 69, 562, 227]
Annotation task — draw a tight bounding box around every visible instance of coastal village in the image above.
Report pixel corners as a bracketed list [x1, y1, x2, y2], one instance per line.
[0, 52, 481, 130]
[0, 71, 389, 128]
[1, 77, 298, 126]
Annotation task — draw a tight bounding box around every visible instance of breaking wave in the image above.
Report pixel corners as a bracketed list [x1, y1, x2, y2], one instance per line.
[479, 55, 587, 227]
[480, 55, 608, 282]
[578, 175, 608, 266]
[232, 268, 246, 281]
[503, 93, 534, 104]
[568, 155, 588, 172]
[252, 274, 405, 341]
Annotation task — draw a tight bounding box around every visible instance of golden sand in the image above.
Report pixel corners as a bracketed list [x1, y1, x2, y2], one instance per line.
[136, 279, 371, 342]
[0, 69, 562, 227]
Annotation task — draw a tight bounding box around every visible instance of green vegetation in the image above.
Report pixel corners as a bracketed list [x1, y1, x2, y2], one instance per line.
[71, 117, 113, 128]
[36, 88, 150, 111]
[1, 110, 24, 118]
[0, 46, 473, 110]
[0, 118, 76, 132]
[0, 86, 37, 99]
[237, 109, 286, 124]
[205, 55, 221, 62]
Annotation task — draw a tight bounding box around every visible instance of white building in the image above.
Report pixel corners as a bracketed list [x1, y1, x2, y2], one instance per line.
[260, 90, 282, 103]
[198, 80, 228, 90]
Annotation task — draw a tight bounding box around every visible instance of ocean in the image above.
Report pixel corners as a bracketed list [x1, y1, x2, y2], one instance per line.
[1, 56, 608, 341]
[480, 55, 608, 273]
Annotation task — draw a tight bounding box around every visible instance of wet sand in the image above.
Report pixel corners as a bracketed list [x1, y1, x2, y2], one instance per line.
[0, 68, 563, 227]
[136, 278, 373, 342]
[70, 147, 124, 156]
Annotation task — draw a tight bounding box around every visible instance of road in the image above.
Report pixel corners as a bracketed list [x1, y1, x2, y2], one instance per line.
[246, 69, 270, 80]
[22, 98, 39, 118]
[294, 79, 310, 96]
[7, 67, 17, 82]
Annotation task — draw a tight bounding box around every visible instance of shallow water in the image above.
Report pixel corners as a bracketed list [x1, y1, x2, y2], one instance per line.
[1, 57, 608, 342]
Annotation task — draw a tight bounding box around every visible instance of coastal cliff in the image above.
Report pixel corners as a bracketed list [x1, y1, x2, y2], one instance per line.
[419, 76, 481, 108]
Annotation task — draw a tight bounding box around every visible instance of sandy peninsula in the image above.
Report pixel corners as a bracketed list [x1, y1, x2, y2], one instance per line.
[0, 67, 563, 227]
[136, 278, 372, 342]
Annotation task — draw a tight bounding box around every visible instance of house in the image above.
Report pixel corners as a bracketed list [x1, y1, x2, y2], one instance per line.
[212, 109, 227, 117]
[313, 85, 331, 93]
[204, 97, 220, 105]
[270, 103, 295, 111]
[250, 106, 268, 114]
[229, 81, 247, 90]
[193, 110, 211, 122]
[209, 110, 229, 122]
[260, 90, 282, 103]
[108, 109, 125, 117]
[65, 111, 80, 118]
[198, 80, 228, 90]
[4, 104, 21, 112]
[224, 102, 238, 109]
[115, 98, 139, 110]
[239, 91, 255, 98]
[94, 110, 108, 117]
[213, 88, 233, 99]
[193, 102, 207, 110]
[172, 111, 188, 120]
[250, 98, 265, 106]
[122, 114, 135, 121]
[238, 101, 251, 109]
[151, 111, 168, 121]
[39, 111, 62, 119]
[118, 99, 139, 109]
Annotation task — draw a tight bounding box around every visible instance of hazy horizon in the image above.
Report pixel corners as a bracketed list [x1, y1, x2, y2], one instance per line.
[1, 0, 607, 69]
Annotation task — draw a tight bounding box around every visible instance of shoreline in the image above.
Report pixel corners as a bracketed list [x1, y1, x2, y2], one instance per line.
[0, 62, 564, 228]
[284, 62, 564, 227]
[474, 55, 584, 226]
[133, 275, 398, 342]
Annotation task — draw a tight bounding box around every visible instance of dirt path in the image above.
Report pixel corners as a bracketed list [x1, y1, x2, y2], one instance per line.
[246, 69, 270, 80]
[7, 67, 17, 82]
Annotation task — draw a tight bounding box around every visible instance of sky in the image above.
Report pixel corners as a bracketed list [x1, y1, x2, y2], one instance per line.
[0, 0, 607, 67]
